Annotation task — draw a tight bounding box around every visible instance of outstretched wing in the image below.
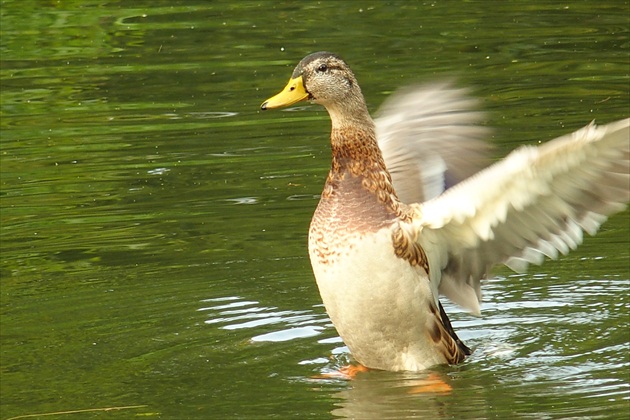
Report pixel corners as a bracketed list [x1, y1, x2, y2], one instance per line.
[376, 82, 492, 204]
[414, 119, 630, 315]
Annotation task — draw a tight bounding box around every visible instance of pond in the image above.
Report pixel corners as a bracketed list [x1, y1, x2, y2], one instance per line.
[1, 1, 628, 419]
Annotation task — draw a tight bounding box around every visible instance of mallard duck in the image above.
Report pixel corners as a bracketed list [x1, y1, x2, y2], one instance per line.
[260, 51, 630, 372]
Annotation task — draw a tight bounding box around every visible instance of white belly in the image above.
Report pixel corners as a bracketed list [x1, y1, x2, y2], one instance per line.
[308, 226, 447, 371]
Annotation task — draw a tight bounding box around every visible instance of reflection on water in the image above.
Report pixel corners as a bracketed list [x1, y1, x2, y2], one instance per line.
[330, 371, 459, 420]
[2, 0, 628, 419]
[197, 271, 628, 418]
[199, 295, 327, 341]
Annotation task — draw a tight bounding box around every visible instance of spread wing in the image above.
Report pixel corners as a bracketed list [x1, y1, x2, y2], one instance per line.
[376, 82, 492, 203]
[414, 118, 630, 315]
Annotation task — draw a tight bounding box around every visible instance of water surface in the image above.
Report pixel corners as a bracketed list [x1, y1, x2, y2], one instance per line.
[1, 1, 629, 419]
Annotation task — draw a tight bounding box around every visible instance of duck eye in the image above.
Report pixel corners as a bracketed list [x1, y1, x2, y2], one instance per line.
[317, 64, 328, 73]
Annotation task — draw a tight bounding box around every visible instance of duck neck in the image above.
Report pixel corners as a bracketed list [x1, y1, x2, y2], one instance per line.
[326, 100, 382, 175]
[324, 120, 403, 216]
[330, 122, 383, 175]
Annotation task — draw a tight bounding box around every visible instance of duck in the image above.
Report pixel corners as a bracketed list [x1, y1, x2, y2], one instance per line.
[260, 51, 630, 372]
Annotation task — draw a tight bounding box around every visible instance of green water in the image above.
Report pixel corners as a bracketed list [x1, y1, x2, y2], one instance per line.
[1, 1, 628, 419]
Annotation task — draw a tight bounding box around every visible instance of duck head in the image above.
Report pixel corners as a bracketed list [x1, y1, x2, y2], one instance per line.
[261, 52, 369, 126]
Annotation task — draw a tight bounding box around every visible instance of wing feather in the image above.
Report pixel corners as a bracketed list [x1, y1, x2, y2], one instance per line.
[414, 118, 630, 314]
[376, 82, 492, 203]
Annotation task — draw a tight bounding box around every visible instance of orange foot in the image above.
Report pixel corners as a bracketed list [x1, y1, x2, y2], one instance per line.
[314, 363, 369, 380]
[408, 372, 453, 394]
[338, 363, 369, 378]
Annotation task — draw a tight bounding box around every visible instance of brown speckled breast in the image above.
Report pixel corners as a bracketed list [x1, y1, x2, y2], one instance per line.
[309, 167, 397, 266]
[309, 127, 420, 268]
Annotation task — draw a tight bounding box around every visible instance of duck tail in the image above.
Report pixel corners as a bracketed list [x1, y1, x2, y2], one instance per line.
[439, 300, 472, 356]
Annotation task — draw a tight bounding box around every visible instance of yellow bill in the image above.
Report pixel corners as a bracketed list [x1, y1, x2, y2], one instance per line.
[261, 76, 308, 110]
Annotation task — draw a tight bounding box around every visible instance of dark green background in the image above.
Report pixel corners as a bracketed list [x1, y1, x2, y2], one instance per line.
[2, 1, 628, 418]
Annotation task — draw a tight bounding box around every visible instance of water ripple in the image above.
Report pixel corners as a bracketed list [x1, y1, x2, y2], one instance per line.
[199, 296, 329, 342]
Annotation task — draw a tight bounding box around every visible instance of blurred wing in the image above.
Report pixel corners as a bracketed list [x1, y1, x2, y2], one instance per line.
[375, 82, 492, 203]
[415, 118, 630, 315]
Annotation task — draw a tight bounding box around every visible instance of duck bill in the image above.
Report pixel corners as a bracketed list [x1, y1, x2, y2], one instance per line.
[261, 76, 308, 110]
